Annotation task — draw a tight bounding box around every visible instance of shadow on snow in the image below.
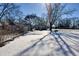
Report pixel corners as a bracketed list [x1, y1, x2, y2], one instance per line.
[51, 32, 76, 56]
[15, 31, 78, 56]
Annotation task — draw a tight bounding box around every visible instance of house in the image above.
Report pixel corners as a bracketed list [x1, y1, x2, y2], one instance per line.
[52, 24, 56, 29]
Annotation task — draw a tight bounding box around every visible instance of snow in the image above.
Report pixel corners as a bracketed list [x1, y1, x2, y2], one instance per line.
[0, 31, 50, 56]
[0, 29, 79, 56]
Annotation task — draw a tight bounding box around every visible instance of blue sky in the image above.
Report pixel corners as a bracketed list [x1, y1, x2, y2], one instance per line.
[18, 3, 79, 18]
[19, 3, 46, 17]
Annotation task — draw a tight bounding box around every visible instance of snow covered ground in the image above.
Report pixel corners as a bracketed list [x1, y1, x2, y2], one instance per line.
[0, 31, 50, 56]
[0, 29, 79, 56]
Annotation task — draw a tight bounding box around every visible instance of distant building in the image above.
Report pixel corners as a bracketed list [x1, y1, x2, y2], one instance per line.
[52, 24, 56, 29]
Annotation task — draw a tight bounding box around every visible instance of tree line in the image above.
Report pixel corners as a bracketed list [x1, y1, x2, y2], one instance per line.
[0, 3, 79, 33]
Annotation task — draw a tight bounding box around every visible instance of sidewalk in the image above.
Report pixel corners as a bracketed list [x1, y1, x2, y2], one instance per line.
[0, 31, 50, 56]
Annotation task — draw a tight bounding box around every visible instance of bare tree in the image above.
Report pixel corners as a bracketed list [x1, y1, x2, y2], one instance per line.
[45, 3, 61, 31]
[45, 3, 52, 31]
[0, 3, 20, 24]
[53, 4, 77, 29]
[46, 3, 77, 30]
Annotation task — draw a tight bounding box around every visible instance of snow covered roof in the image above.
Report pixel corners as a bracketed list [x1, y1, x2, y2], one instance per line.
[52, 25, 55, 27]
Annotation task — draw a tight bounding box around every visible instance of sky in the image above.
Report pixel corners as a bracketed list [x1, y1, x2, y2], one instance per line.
[19, 3, 46, 17]
[18, 3, 79, 18]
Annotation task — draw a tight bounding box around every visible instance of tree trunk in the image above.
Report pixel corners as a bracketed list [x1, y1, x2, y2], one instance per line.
[50, 22, 52, 32]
